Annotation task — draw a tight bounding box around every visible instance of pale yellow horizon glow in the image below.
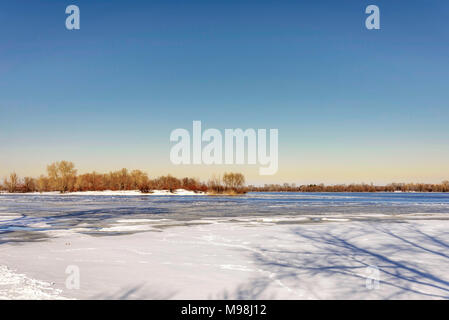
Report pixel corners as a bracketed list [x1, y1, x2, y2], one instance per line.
[1, 158, 448, 186]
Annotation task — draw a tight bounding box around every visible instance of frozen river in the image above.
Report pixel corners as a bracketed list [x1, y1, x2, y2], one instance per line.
[1, 192, 449, 299]
[1, 192, 449, 238]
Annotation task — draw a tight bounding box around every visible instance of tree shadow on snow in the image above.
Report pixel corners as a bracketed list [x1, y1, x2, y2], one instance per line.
[219, 222, 449, 299]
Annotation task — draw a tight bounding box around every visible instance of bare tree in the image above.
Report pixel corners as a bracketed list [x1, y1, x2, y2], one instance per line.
[4, 173, 19, 193]
[36, 175, 50, 193]
[207, 174, 223, 193]
[23, 177, 36, 193]
[223, 172, 245, 191]
[47, 161, 77, 193]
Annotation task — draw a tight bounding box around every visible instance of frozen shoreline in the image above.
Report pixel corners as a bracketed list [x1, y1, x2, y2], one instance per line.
[0, 189, 205, 196]
[1, 217, 449, 299]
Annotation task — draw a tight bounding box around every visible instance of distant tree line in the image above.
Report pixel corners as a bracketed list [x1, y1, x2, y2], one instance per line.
[2, 162, 448, 194]
[248, 181, 449, 193]
[1, 161, 247, 194]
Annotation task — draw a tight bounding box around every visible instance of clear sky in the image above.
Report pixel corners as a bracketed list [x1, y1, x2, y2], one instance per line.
[1, 0, 448, 185]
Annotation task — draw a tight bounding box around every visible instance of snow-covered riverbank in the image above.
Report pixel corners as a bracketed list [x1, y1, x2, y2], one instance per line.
[0, 189, 205, 196]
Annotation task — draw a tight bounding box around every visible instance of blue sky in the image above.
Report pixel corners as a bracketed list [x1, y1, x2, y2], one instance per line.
[0, 0, 448, 184]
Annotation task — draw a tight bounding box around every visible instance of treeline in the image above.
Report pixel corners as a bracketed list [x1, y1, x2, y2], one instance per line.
[248, 181, 449, 193]
[3, 162, 448, 194]
[1, 161, 246, 194]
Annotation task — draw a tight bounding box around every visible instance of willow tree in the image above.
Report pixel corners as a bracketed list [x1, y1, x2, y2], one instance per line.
[223, 172, 245, 191]
[47, 161, 77, 193]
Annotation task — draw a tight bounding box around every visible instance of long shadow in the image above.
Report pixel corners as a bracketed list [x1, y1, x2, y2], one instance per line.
[310, 232, 449, 296]
[245, 223, 449, 299]
[376, 225, 449, 260]
[212, 278, 274, 300]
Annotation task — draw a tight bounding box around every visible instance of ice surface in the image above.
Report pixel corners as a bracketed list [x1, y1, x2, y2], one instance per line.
[1, 192, 449, 299]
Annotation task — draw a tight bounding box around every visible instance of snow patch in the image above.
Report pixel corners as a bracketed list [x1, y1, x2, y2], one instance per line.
[0, 266, 67, 300]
